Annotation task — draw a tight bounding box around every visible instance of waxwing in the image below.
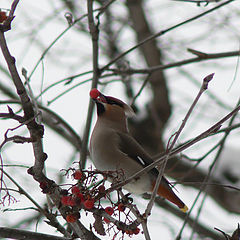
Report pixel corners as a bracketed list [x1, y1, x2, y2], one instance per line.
[89, 88, 188, 212]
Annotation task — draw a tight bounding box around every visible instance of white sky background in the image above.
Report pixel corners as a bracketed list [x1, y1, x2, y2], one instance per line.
[0, 0, 240, 239]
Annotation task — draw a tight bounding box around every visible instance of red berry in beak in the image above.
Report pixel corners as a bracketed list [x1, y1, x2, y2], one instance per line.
[90, 88, 100, 99]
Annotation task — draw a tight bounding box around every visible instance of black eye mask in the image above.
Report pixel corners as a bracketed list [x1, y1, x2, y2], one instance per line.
[105, 96, 124, 108]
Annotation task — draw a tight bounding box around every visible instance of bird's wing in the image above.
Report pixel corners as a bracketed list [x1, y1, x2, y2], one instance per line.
[116, 132, 151, 163]
[116, 131, 174, 189]
[116, 132, 159, 175]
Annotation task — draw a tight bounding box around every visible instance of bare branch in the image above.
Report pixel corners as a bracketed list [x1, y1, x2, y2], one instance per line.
[0, 25, 46, 180]
[0, 105, 24, 122]
[0, 227, 71, 240]
[101, 0, 235, 71]
[107, 50, 240, 75]
[0, 3, 99, 238]
[80, 0, 101, 168]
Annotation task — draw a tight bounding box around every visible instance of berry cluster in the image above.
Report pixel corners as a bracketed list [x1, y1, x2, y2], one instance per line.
[102, 204, 140, 236]
[39, 168, 142, 238]
[60, 169, 100, 222]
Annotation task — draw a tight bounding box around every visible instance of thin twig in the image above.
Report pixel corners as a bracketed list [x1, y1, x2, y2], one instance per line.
[0, 169, 45, 213]
[28, 13, 90, 80]
[144, 73, 214, 217]
[22, 68, 42, 123]
[0, 106, 24, 122]
[118, 190, 151, 239]
[36, 70, 93, 100]
[96, 0, 117, 17]
[174, 181, 240, 192]
[131, 74, 151, 106]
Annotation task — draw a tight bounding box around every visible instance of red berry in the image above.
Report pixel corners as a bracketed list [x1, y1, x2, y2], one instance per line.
[61, 195, 71, 205]
[66, 214, 77, 223]
[83, 198, 95, 209]
[68, 197, 76, 206]
[103, 217, 110, 223]
[105, 206, 114, 215]
[75, 192, 85, 203]
[89, 88, 100, 99]
[72, 186, 80, 195]
[117, 203, 125, 212]
[0, 12, 7, 23]
[73, 170, 82, 180]
[61, 196, 76, 206]
[133, 227, 140, 235]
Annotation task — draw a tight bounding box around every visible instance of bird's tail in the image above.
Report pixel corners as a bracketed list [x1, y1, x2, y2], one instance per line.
[152, 179, 188, 213]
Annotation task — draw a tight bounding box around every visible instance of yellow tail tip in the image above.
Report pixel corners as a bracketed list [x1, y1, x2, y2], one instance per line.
[180, 205, 188, 213]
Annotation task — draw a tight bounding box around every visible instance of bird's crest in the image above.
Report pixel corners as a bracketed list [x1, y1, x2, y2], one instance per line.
[90, 89, 135, 118]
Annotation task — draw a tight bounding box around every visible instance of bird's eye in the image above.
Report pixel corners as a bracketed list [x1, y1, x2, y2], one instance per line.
[97, 95, 107, 103]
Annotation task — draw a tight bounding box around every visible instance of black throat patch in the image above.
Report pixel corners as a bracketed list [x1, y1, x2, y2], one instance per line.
[96, 102, 105, 116]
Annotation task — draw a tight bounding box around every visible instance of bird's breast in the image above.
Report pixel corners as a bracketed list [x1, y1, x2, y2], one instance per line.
[90, 127, 152, 194]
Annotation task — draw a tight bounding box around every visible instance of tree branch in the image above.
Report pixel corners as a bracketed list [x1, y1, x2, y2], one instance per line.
[80, 0, 101, 168]
[107, 49, 240, 75]
[0, 3, 98, 239]
[0, 227, 71, 240]
[101, 0, 235, 71]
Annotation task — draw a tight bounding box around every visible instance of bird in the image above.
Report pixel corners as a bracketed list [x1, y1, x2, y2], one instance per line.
[89, 88, 188, 212]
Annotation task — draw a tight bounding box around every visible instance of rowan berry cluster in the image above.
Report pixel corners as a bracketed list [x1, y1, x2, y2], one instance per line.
[39, 168, 141, 238]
